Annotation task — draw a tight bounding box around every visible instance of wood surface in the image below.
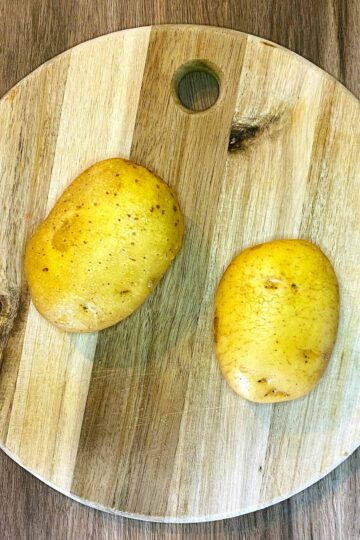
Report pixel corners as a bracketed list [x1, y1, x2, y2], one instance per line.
[0, 1, 356, 537]
[1, 23, 359, 523]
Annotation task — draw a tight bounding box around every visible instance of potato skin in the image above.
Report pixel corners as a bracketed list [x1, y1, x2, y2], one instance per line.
[214, 240, 339, 403]
[25, 158, 184, 332]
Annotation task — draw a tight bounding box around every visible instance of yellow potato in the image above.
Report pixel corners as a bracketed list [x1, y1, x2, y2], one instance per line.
[214, 239, 339, 403]
[25, 158, 184, 332]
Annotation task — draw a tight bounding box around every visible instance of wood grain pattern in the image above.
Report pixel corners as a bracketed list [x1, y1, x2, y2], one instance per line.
[1, 2, 360, 538]
[3, 28, 151, 493]
[0, 25, 359, 523]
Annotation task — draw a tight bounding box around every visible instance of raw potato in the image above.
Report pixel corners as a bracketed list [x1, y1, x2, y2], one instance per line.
[25, 158, 184, 332]
[214, 239, 339, 403]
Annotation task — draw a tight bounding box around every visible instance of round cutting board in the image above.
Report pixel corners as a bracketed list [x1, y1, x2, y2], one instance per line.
[0, 25, 359, 523]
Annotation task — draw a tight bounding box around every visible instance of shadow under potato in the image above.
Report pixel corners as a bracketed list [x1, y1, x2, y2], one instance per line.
[90, 218, 209, 372]
[71, 219, 214, 508]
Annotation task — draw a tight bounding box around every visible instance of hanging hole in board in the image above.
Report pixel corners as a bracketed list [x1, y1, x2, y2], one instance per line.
[172, 60, 221, 112]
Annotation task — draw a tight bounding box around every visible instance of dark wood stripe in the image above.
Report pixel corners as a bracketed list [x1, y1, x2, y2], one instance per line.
[71, 26, 246, 515]
[299, 77, 337, 240]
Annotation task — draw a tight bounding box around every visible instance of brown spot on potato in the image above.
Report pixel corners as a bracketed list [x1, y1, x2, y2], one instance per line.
[265, 389, 290, 398]
[265, 283, 277, 290]
[300, 349, 319, 362]
[264, 278, 281, 290]
[42, 267, 49, 272]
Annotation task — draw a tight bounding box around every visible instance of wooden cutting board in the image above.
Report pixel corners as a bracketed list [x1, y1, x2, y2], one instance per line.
[0, 25, 359, 523]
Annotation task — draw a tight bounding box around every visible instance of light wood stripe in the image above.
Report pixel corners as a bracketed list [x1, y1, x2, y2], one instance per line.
[3, 28, 151, 489]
